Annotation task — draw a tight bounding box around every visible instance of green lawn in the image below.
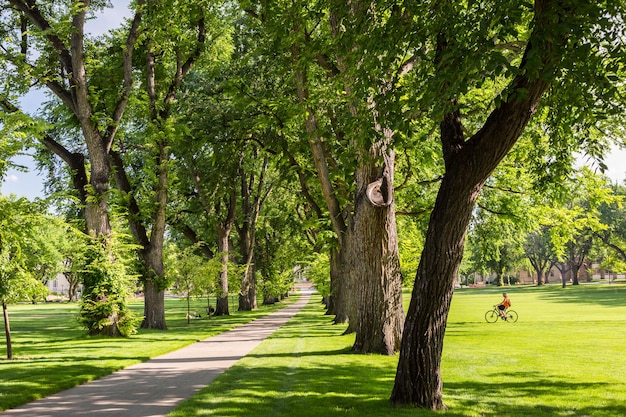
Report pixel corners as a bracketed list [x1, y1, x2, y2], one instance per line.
[3, 285, 625, 416]
[168, 284, 626, 417]
[0, 295, 296, 411]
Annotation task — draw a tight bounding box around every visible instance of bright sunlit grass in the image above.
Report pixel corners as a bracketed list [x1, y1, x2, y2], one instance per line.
[169, 284, 626, 417]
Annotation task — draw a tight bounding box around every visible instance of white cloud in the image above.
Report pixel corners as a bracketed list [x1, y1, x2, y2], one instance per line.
[6, 174, 18, 183]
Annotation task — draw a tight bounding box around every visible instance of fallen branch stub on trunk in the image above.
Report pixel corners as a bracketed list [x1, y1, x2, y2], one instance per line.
[366, 175, 392, 207]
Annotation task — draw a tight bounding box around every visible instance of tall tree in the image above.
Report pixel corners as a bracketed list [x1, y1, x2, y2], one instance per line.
[548, 168, 616, 286]
[524, 226, 556, 285]
[110, 0, 228, 329]
[0, 0, 143, 236]
[392, 0, 626, 408]
[237, 153, 273, 311]
[0, 0, 144, 335]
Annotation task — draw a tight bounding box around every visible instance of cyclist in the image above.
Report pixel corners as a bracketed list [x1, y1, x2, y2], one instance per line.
[497, 292, 511, 320]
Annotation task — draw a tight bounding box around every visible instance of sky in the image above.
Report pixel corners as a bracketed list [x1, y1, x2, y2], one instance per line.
[1, 2, 625, 200]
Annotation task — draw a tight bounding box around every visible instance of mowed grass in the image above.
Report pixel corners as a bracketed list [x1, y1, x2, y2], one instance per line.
[0, 295, 297, 411]
[168, 284, 626, 417]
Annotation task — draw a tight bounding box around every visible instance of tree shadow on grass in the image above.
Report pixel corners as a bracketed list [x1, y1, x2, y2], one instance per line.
[0, 359, 132, 412]
[170, 361, 626, 417]
[245, 347, 354, 359]
[445, 376, 626, 417]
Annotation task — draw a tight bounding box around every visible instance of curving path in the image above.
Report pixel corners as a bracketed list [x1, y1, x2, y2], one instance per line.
[1, 288, 312, 417]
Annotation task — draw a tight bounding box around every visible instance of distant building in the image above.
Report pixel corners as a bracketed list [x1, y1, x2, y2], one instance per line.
[45, 273, 79, 300]
[465, 261, 625, 286]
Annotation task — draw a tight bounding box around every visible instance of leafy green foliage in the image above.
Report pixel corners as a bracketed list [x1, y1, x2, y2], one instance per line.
[303, 253, 329, 298]
[596, 182, 626, 266]
[21, 219, 67, 288]
[397, 216, 425, 286]
[77, 234, 140, 337]
[0, 196, 50, 304]
[548, 168, 615, 259]
[0, 196, 52, 358]
[0, 110, 47, 179]
[166, 243, 224, 318]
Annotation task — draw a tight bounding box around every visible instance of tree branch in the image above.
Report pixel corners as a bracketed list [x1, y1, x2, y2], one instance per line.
[8, 0, 74, 74]
[105, 0, 146, 152]
[169, 217, 215, 258]
[109, 150, 150, 248]
[160, 15, 206, 120]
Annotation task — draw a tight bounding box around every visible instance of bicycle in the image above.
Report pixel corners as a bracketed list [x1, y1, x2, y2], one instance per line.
[485, 305, 518, 323]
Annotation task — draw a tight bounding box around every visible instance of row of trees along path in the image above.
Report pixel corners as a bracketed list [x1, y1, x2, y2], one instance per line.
[1, 0, 625, 411]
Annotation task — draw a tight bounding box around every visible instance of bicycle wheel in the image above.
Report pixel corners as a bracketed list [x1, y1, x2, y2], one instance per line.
[485, 310, 499, 323]
[506, 310, 518, 322]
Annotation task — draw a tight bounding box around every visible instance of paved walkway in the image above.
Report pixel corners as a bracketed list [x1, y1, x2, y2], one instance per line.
[1, 290, 312, 417]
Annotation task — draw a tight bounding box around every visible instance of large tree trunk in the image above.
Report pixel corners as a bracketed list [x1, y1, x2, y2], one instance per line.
[84, 152, 112, 237]
[140, 135, 169, 329]
[140, 245, 167, 330]
[327, 246, 350, 324]
[72, 4, 114, 241]
[237, 208, 257, 311]
[142, 279, 166, 329]
[325, 249, 337, 314]
[239, 263, 257, 311]
[111, 142, 168, 331]
[350, 155, 404, 354]
[215, 194, 236, 316]
[391, 173, 480, 409]
[237, 160, 263, 311]
[215, 231, 230, 316]
[3, 301, 12, 360]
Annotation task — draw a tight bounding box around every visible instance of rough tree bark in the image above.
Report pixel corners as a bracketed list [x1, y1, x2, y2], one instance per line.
[328, 246, 350, 323]
[215, 192, 237, 316]
[138, 141, 167, 330]
[289, 16, 404, 351]
[110, 144, 168, 330]
[140, 248, 166, 329]
[350, 152, 404, 354]
[238, 156, 271, 311]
